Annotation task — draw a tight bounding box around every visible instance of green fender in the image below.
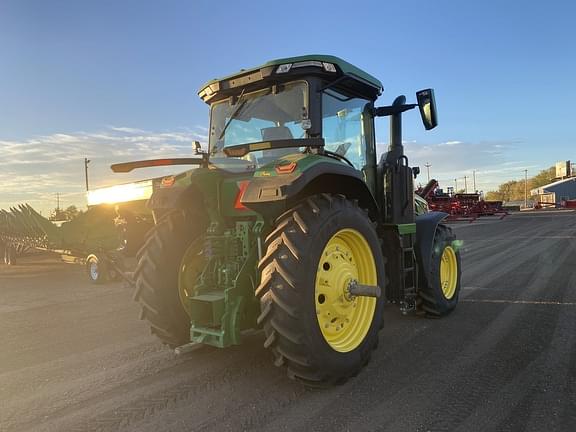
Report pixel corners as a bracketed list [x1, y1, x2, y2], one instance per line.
[241, 161, 380, 219]
[415, 211, 449, 279]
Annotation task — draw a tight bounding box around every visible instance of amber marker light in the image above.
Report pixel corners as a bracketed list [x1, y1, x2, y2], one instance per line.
[275, 161, 297, 175]
[234, 180, 251, 210]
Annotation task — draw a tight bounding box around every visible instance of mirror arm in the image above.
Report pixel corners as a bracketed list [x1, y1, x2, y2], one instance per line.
[372, 103, 417, 117]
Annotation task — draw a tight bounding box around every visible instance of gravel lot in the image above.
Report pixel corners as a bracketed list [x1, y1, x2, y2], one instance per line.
[1, 210, 575, 432]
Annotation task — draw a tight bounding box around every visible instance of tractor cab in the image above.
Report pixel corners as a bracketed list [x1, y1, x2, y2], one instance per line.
[198, 55, 437, 225]
[199, 55, 382, 173]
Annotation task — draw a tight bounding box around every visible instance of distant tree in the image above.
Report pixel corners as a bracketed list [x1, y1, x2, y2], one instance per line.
[484, 166, 555, 202]
[485, 191, 500, 201]
[499, 180, 518, 201]
[530, 167, 556, 189]
[64, 205, 81, 219]
[49, 205, 83, 221]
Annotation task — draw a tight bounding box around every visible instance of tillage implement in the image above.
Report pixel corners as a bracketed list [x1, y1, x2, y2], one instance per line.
[112, 55, 463, 385]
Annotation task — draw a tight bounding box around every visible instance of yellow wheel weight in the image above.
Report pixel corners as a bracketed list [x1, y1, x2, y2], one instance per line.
[439, 245, 458, 299]
[315, 229, 377, 353]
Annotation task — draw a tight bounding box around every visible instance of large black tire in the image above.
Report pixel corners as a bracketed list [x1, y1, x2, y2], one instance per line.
[133, 210, 205, 347]
[256, 194, 385, 386]
[418, 224, 462, 316]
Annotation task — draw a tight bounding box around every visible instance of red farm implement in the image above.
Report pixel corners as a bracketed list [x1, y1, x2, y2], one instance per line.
[416, 179, 508, 222]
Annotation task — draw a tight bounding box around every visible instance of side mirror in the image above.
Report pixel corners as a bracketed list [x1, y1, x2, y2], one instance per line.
[416, 89, 438, 130]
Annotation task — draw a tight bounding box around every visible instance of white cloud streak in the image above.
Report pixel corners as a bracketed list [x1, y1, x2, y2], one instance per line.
[378, 139, 533, 193]
[0, 127, 540, 215]
[0, 127, 207, 214]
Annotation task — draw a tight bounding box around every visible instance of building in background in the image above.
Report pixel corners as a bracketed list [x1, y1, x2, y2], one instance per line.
[555, 160, 572, 179]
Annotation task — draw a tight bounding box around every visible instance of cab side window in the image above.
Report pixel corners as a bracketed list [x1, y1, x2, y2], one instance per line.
[322, 90, 370, 171]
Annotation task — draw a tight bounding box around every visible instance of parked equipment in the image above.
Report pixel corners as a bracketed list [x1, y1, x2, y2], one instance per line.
[0, 184, 155, 282]
[417, 179, 508, 222]
[111, 55, 463, 385]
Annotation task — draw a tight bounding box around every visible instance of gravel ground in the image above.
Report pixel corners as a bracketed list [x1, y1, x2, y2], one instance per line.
[1, 210, 575, 432]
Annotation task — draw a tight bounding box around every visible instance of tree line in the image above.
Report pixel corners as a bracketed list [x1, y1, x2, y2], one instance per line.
[485, 166, 555, 202]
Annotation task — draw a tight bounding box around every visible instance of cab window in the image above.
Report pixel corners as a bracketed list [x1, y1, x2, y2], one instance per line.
[322, 90, 370, 171]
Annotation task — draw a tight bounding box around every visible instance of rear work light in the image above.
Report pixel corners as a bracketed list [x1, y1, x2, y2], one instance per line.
[276, 63, 292, 73]
[322, 62, 337, 72]
[276, 61, 336, 74]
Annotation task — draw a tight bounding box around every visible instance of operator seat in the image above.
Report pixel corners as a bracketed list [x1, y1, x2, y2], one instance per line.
[258, 126, 296, 163]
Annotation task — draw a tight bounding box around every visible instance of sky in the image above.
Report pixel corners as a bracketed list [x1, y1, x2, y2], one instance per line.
[1, 0, 575, 213]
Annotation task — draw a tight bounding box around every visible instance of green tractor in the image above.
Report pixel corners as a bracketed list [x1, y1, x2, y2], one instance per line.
[112, 55, 462, 386]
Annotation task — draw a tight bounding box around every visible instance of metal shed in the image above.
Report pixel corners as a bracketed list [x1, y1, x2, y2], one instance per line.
[531, 177, 576, 204]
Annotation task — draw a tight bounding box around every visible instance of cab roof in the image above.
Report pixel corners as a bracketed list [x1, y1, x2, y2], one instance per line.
[198, 54, 383, 103]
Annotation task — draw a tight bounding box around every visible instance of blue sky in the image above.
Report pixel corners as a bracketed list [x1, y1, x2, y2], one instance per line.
[1, 0, 575, 212]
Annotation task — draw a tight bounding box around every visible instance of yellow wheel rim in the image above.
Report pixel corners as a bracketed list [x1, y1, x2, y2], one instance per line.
[440, 245, 458, 299]
[315, 229, 377, 353]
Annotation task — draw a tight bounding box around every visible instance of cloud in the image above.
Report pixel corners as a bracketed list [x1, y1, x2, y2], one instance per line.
[377, 139, 532, 193]
[0, 126, 543, 215]
[0, 127, 207, 214]
[437, 140, 462, 146]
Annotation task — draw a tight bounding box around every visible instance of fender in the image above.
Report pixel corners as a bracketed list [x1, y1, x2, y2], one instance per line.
[241, 161, 380, 219]
[415, 211, 449, 279]
[147, 184, 207, 222]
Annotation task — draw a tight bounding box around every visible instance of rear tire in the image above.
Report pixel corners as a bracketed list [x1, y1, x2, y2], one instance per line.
[133, 210, 205, 347]
[256, 194, 385, 386]
[418, 224, 461, 316]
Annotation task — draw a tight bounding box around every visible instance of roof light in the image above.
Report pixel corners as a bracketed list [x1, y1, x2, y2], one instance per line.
[292, 60, 323, 69]
[276, 63, 292, 73]
[322, 62, 337, 72]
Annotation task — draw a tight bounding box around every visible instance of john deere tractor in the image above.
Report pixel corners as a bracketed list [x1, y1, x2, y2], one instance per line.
[112, 55, 462, 385]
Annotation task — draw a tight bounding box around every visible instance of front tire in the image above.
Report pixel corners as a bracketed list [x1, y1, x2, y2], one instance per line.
[418, 224, 462, 316]
[256, 194, 385, 386]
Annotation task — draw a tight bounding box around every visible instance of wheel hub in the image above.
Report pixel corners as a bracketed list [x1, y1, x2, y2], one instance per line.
[315, 229, 377, 353]
[440, 245, 458, 299]
[89, 262, 99, 280]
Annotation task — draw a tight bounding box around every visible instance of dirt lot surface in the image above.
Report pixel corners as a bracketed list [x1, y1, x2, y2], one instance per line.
[1, 210, 576, 432]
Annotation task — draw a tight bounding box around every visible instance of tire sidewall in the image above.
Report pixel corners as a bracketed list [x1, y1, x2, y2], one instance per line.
[429, 228, 461, 312]
[86, 254, 107, 284]
[296, 204, 385, 378]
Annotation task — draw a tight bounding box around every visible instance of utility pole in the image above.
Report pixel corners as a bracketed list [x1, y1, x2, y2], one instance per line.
[524, 169, 528, 208]
[84, 158, 91, 191]
[425, 163, 431, 182]
[473, 170, 477, 192]
[463, 175, 468, 193]
[454, 178, 458, 191]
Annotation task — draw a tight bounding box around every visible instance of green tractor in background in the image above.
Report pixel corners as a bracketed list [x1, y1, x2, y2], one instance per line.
[112, 55, 462, 385]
